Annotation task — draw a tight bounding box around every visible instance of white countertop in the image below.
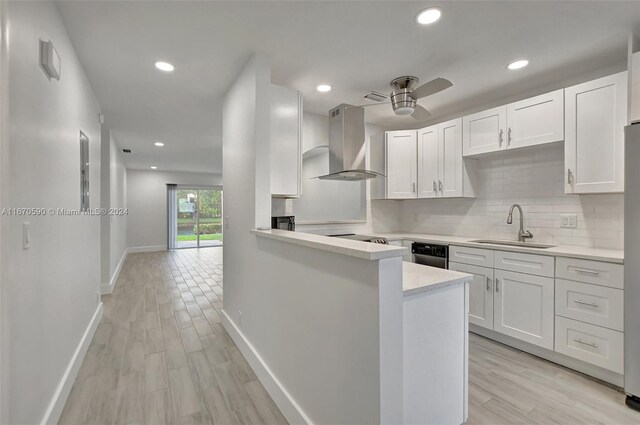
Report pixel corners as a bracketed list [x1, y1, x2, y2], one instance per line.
[378, 233, 624, 264]
[403, 262, 471, 296]
[251, 229, 407, 261]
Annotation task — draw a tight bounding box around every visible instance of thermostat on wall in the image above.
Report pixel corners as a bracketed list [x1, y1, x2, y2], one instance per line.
[39, 39, 61, 81]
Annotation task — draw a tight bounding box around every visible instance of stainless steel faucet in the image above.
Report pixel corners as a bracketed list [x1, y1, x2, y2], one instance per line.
[507, 204, 533, 243]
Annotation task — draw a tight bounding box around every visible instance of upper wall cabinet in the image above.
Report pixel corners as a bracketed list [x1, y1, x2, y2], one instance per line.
[416, 125, 439, 199]
[386, 130, 418, 199]
[506, 90, 564, 149]
[462, 89, 564, 157]
[462, 106, 507, 156]
[418, 118, 475, 199]
[271, 84, 303, 197]
[565, 72, 628, 194]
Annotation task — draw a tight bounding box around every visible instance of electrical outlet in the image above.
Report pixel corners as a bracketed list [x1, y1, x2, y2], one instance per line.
[560, 214, 577, 228]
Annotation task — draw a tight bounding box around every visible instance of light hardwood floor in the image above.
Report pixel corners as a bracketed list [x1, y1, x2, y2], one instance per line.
[59, 248, 287, 425]
[59, 249, 640, 425]
[466, 334, 640, 425]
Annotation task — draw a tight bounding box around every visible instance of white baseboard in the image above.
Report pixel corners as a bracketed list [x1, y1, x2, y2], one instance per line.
[41, 302, 104, 425]
[101, 249, 128, 295]
[127, 245, 166, 253]
[221, 310, 312, 425]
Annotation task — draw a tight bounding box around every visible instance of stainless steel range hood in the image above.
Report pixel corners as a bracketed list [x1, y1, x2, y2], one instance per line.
[316, 104, 385, 181]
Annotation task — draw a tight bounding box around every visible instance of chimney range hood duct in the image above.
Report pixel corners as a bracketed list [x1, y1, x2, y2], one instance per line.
[316, 104, 385, 181]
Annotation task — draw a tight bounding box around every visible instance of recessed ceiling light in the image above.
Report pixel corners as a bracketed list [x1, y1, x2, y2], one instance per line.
[154, 61, 174, 72]
[154, 142, 165, 147]
[316, 84, 332, 93]
[507, 59, 529, 70]
[150, 166, 158, 170]
[416, 7, 442, 25]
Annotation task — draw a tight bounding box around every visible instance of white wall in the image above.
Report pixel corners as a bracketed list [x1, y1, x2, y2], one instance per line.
[398, 143, 624, 249]
[126, 169, 222, 250]
[222, 51, 272, 330]
[295, 111, 401, 235]
[222, 54, 403, 424]
[2, 2, 102, 423]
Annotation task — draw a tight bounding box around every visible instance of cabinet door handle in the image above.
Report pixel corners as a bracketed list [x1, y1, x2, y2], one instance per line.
[574, 299, 599, 308]
[439, 180, 443, 192]
[495, 278, 500, 293]
[507, 127, 512, 146]
[573, 338, 598, 349]
[573, 268, 600, 276]
[412, 182, 416, 193]
[433, 180, 437, 192]
[486, 276, 491, 291]
[567, 169, 573, 184]
[499, 129, 503, 147]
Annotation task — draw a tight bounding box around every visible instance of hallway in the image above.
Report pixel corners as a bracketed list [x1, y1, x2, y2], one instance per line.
[58, 249, 287, 425]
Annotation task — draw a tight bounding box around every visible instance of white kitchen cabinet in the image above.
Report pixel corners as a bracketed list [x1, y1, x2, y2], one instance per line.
[555, 257, 623, 289]
[418, 119, 474, 199]
[494, 250, 555, 278]
[462, 106, 506, 156]
[450, 262, 494, 330]
[417, 125, 439, 198]
[386, 130, 417, 199]
[493, 269, 555, 350]
[463, 90, 564, 157]
[271, 84, 302, 197]
[555, 316, 623, 373]
[506, 89, 564, 149]
[555, 278, 624, 331]
[565, 72, 628, 194]
[449, 245, 494, 268]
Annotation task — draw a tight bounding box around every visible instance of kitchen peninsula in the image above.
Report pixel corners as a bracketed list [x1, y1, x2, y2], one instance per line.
[231, 229, 471, 425]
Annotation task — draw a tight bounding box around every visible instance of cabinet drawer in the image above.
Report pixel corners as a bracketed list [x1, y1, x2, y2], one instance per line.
[555, 279, 623, 331]
[449, 246, 493, 268]
[556, 257, 623, 289]
[494, 251, 554, 277]
[555, 316, 623, 373]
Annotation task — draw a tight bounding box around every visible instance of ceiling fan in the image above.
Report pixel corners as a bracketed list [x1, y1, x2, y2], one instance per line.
[363, 76, 453, 121]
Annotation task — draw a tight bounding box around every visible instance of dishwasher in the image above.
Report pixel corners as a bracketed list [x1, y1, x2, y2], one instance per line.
[411, 242, 449, 269]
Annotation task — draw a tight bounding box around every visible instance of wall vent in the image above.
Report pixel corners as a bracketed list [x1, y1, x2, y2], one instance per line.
[364, 91, 388, 102]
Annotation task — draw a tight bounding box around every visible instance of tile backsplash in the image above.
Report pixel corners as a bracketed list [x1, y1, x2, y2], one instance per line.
[395, 143, 623, 250]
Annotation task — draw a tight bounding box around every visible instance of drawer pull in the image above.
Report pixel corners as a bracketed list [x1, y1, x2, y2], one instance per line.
[574, 300, 599, 308]
[573, 338, 598, 349]
[573, 268, 600, 276]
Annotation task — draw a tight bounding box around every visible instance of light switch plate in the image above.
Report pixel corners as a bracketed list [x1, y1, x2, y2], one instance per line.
[560, 214, 577, 228]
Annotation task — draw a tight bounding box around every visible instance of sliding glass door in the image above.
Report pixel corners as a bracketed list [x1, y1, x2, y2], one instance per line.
[175, 188, 223, 249]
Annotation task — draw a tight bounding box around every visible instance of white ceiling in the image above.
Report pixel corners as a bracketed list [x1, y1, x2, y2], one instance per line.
[56, 1, 640, 174]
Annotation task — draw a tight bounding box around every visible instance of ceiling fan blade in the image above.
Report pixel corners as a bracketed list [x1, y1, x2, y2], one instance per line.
[411, 104, 431, 121]
[412, 77, 453, 99]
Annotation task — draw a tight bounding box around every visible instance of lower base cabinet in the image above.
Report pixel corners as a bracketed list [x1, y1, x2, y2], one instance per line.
[555, 316, 624, 374]
[450, 262, 555, 350]
[493, 269, 555, 350]
[449, 262, 493, 330]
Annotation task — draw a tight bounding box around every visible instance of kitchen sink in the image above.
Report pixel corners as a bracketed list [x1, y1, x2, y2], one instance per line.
[470, 239, 556, 249]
